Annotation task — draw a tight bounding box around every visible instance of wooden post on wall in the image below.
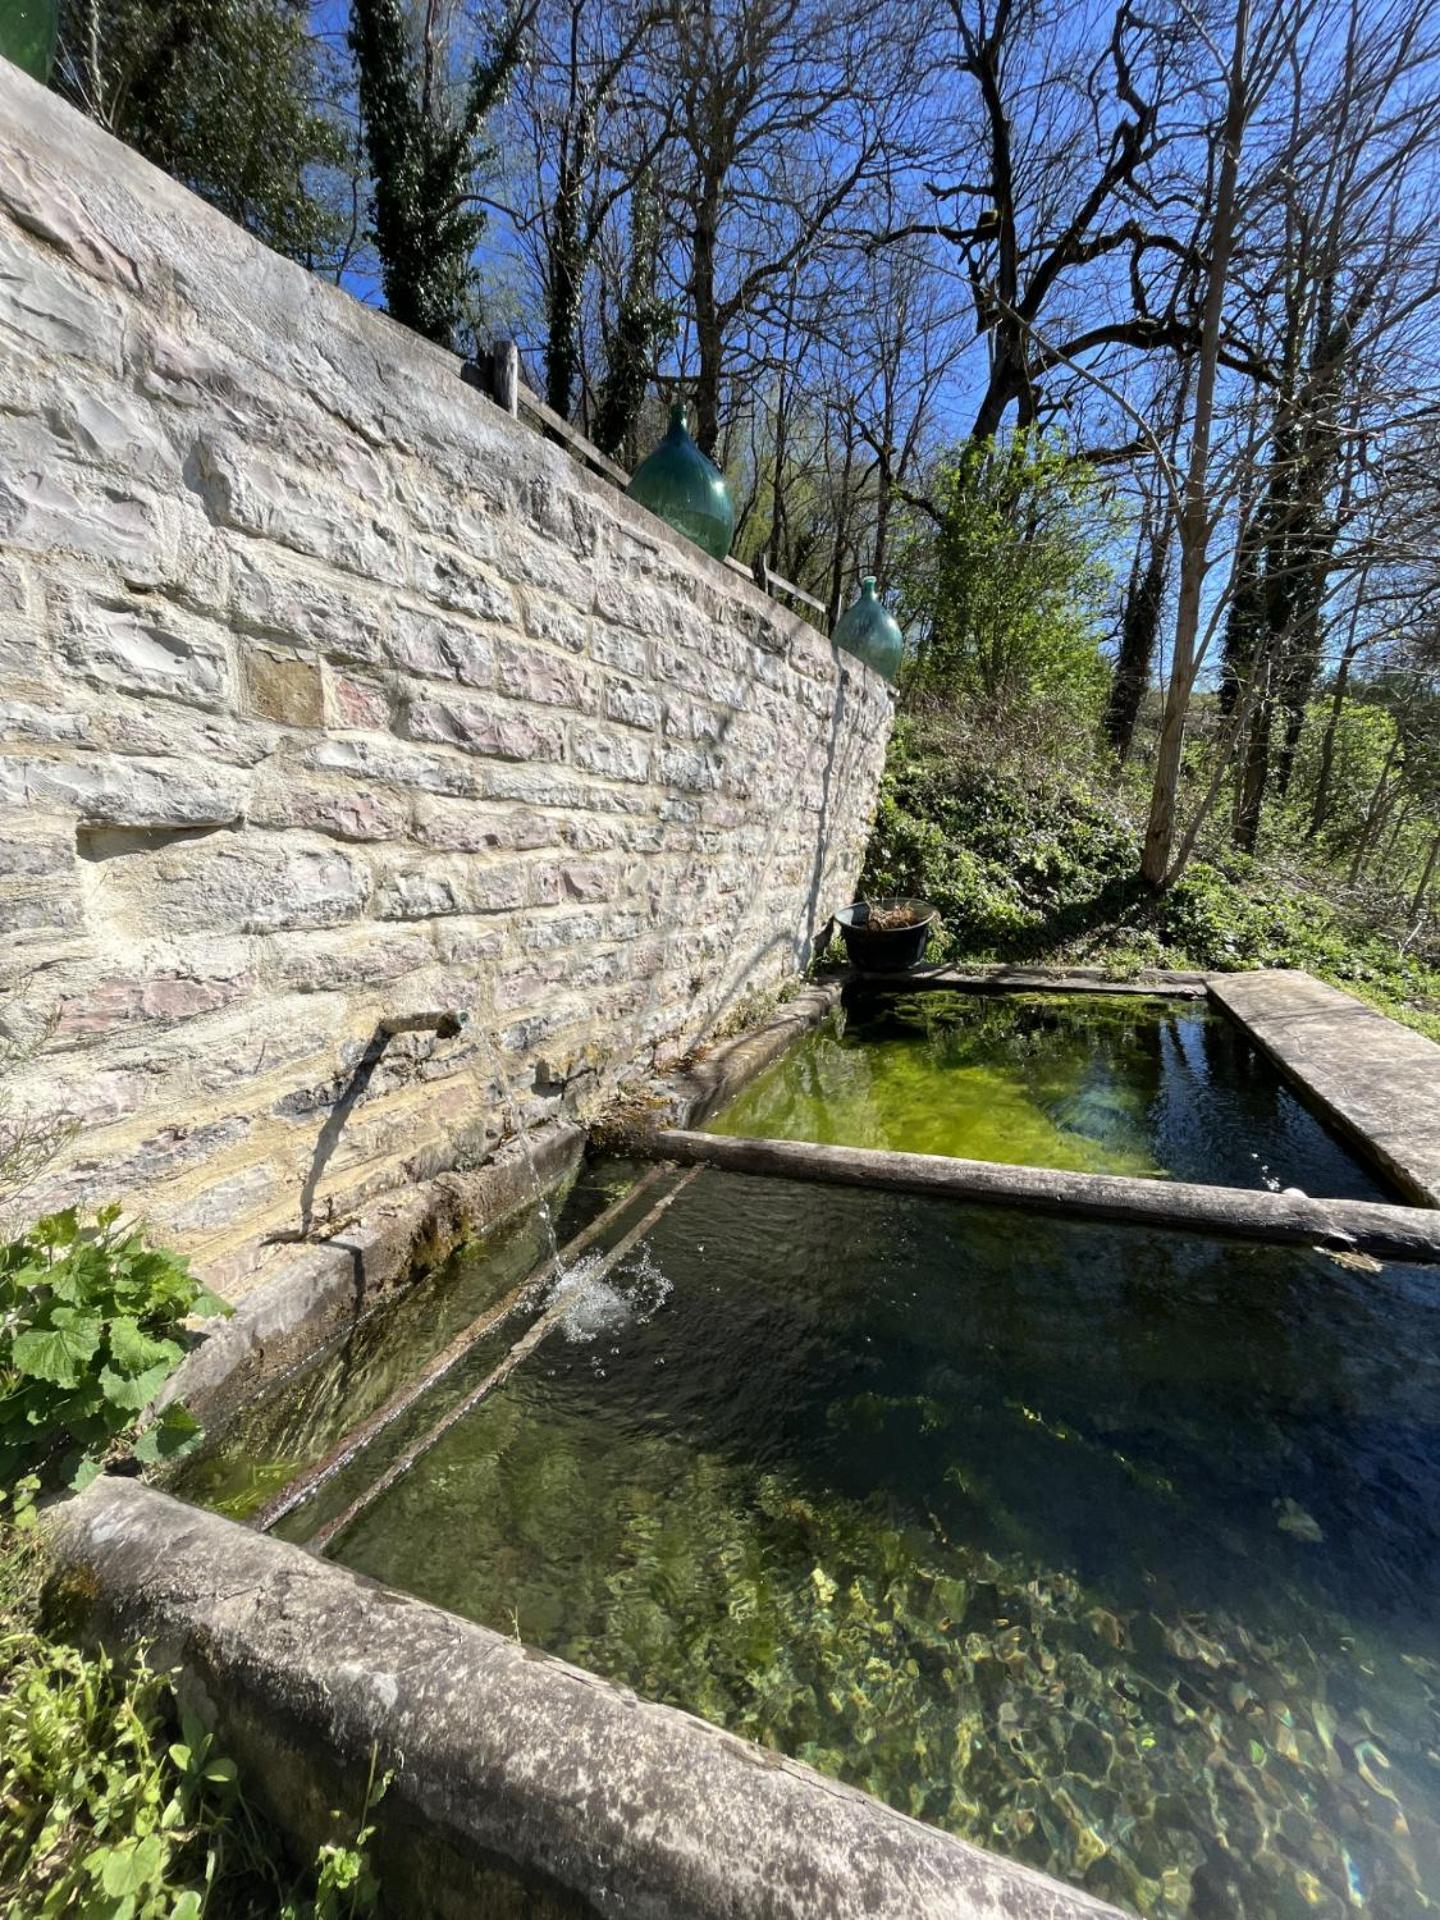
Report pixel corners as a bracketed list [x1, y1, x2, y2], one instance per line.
[490, 339, 520, 417]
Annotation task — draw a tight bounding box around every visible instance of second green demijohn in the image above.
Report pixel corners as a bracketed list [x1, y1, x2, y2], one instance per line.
[832, 576, 903, 681]
[626, 402, 734, 563]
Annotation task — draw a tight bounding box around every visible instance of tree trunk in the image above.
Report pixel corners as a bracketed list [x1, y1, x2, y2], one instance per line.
[1105, 510, 1171, 760]
[1141, 0, 1250, 890]
[1232, 670, 1274, 854]
[1411, 827, 1440, 920]
[691, 181, 723, 457]
[1347, 737, 1401, 885]
[1307, 637, 1359, 837]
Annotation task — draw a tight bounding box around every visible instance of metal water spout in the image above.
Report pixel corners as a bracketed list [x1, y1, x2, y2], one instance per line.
[378, 1009, 468, 1040]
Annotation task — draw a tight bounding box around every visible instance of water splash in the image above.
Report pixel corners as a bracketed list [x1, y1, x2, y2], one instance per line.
[548, 1244, 673, 1345]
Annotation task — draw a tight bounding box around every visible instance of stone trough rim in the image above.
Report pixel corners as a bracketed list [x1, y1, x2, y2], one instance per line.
[47, 1476, 1125, 1920]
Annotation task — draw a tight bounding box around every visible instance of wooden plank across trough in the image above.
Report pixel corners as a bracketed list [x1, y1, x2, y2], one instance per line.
[635, 1128, 1440, 1263]
[850, 962, 1210, 998]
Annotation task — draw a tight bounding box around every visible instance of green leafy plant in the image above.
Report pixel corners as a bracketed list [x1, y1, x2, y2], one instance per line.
[0, 1208, 229, 1493]
[898, 431, 1116, 753]
[0, 1479, 389, 1917]
[289, 1751, 388, 1920]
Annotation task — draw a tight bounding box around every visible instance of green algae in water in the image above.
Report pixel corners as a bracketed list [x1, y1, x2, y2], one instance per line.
[329, 1168, 1440, 1917]
[709, 991, 1394, 1201]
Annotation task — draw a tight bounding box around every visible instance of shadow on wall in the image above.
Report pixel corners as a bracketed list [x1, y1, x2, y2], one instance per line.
[286, 1027, 393, 1238]
[693, 662, 862, 1048]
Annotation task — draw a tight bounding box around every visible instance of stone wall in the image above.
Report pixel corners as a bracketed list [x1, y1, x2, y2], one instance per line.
[0, 64, 889, 1292]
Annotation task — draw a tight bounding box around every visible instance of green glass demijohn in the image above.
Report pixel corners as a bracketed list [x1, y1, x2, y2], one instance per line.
[832, 576, 903, 681]
[626, 401, 734, 562]
[1, 0, 58, 80]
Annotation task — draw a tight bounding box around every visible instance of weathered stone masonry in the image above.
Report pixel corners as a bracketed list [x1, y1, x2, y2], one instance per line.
[0, 63, 890, 1292]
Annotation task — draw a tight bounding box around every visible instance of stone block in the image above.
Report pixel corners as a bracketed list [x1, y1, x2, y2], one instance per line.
[270, 925, 434, 993]
[54, 960, 254, 1040]
[570, 722, 650, 784]
[388, 607, 494, 687]
[403, 694, 565, 764]
[412, 795, 550, 853]
[0, 227, 124, 372]
[141, 839, 371, 935]
[560, 861, 620, 903]
[495, 638, 598, 712]
[8, 752, 247, 829]
[430, 918, 508, 965]
[242, 647, 325, 727]
[249, 771, 408, 842]
[0, 444, 173, 587]
[301, 735, 480, 798]
[605, 681, 661, 731]
[328, 673, 391, 731]
[523, 594, 588, 654]
[480, 760, 650, 812]
[45, 387, 181, 488]
[0, 878, 83, 942]
[656, 744, 724, 793]
[0, 810, 71, 878]
[197, 436, 405, 586]
[56, 593, 230, 710]
[499, 534, 595, 608]
[589, 623, 649, 679]
[373, 860, 469, 921]
[232, 552, 386, 666]
[96, 696, 276, 769]
[410, 544, 518, 625]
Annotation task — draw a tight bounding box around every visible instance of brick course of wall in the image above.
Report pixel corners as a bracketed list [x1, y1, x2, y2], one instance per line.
[0, 65, 889, 1293]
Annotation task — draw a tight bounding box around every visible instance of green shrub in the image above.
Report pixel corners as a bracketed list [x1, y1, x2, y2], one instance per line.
[897, 432, 1115, 754]
[0, 1208, 228, 1494]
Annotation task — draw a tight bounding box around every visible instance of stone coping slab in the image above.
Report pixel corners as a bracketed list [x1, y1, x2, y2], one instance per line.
[1208, 971, 1440, 1207]
[48, 1479, 1122, 1920]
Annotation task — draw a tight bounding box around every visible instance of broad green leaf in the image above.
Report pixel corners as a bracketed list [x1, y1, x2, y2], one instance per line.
[133, 1404, 202, 1464]
[98, 1831, 167, 1895]
[100, 1361, 176, 1413]
[12, 1315, 102, 1387]
[188, 1287, 233, 1322]
[107, 1319, 182, 1376]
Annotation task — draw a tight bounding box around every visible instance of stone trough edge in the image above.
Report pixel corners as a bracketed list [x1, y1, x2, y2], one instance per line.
[46, 1477, 1122, 1920]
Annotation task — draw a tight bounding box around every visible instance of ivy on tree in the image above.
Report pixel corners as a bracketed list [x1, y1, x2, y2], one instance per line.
[349, 0, 528, 348]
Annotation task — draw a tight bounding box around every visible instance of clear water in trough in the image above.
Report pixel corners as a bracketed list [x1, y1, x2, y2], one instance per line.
[298, 1161, 1440, 1919]
[707, 991, 1394, 1201]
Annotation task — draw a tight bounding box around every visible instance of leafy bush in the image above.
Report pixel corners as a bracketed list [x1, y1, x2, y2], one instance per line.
[897, 432, 1115, 754]
[0, 1209, 228, 1494]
